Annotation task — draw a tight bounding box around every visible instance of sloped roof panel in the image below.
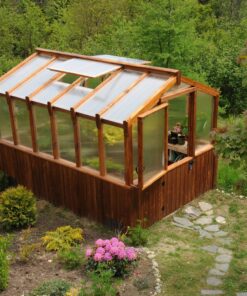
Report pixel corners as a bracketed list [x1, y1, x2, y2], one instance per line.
[94, 54, 150, 65]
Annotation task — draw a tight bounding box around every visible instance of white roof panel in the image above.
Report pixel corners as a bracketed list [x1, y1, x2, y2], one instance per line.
[94, 55, 150, 65]
[48, 58, 121, 78]
[77, 70, 142, 117]
[102, 75, 168, 123]
[53, 86, 92, 111]
[0, 55, 52, 94]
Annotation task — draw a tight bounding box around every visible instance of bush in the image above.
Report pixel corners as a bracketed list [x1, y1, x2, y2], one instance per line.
[0, 171, 9, 192]
[19, 243, 41, 263]
[42, 226, 83, 252]
[29, 279, 71, 296]
[58, 246, 85, 270]
[123, 220, 148, 247]
[0, 186, 37, 230]
[85, 237, 137, 277]
[0, 235, 10, 291]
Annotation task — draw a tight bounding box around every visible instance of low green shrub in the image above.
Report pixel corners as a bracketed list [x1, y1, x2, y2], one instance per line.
[58, 246, 85, 270]
[0, 171, 9, 192]
[123, 220, 148, 247]
[0, 235, 10, 291]
[29, 279, 71, 296]
[0, 186, 37, 230]
[42, 225, 83, 252]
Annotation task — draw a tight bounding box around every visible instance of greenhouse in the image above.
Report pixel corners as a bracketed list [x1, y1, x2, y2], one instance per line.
[0, 48, 219, 227]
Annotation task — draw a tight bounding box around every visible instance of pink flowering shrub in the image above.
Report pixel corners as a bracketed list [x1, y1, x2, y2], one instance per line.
[85, 237, 138, 277]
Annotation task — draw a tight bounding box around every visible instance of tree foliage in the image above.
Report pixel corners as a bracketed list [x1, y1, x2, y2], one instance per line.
[0, 0, 246, 115]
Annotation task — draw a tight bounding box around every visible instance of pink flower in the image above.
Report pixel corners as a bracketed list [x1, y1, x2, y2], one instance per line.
[85, 248, 93, 258]
[111, 241, 119, 247]
[103, 252, 113, 261]
[96, 247, 105, 255]
[104, 239, 110, 245]
[110, 246, 119, 256]
[95, 239, 104, 247]
[118, 241, 125, 248]
[94, 253, 103, 262]
[110, 237, 119, 244]
[126, 247, 137, 261]
[117, 249, 127, 260]
[104, 243, 111, 252]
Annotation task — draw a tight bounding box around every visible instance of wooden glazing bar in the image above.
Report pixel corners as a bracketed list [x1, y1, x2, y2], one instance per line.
[138, 102, 168, 118]
[5, 92, 19, 145]
[123, 121, 133, 186]
[49, 76, 84, 105]
[0, 53, 38, 83]
[137, 117, 143, 188]
[8, 57, 57, 94]
[128, 76, 176, 124]
[188, 92, 196, 157]
[98, 72, 148, 116]
[182, 76, 219, 96]
[73, 69, 121, 110]
[48, 102, 59, 159]
[28, 72, 65, 100]
[71, 108, 81, 167]
[160, 86, 196, 102]
[96, 115, 106, 176]
[26, 97, 38, 152]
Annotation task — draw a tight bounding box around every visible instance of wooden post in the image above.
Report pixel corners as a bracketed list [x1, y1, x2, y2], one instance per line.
[71, 108, 81, 167]
[164, 107, 168, 170]
[48, 102, 59, 159]
[96, 114, 106, 176]
[212, 94, 219, 129]
[188, 91, 196, 157]
[5, 92, 19, 145]
[124, 121, 133, 186]
[137, 117, 144, 189]
[26, 97, 38, 152]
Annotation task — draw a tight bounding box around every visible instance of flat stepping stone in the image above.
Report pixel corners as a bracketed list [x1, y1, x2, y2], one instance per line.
[184, 205, 201, 217]
[195, 216, 213, 225]
[236, 293, 247, 296]
[172, 222, 193, 230]
[201, 290, 224, 295]
[173, 216, 194, 227]
[215, 263, 229, 272]
[201, 245, 218, 253]
[205, 210, 214, 216]
[209, 268, 226, 276]
[207, 277, 223, 286]
[217, 238, 233, 246]
[214, 231, 228, 237]
[216, 216, 226, 224]
[199, 229, 213, 239]
[199, 201, 213, 212]
[204, 225, 220, 232]
[218, 247, 232, 255]
[194, 225, 202, 230]
[215, 254, 232, 263]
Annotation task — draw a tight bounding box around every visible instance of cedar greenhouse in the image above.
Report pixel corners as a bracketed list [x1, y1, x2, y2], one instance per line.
[0, 49, 219, 228]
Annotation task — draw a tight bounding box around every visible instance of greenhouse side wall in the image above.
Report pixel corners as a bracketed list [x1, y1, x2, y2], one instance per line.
[0, 141, 217, 228]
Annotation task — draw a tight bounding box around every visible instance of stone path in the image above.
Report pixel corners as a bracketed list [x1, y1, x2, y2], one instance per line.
[172, 201, 236, 295]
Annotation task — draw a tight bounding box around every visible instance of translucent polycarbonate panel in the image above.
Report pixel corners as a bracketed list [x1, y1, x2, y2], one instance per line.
[104, 125, 124, 179]
[14, 100, 32, 148]
[49, 58, 121, 78]
[33, 105, 52, 154]
[53, 86, 92, 111]
[102, 75, 168, 123]
[165, 82, 190, 94]
[79, 118, 99, 170]
[77, 70, 142, 117]
[94, 54, 149, 65]
[143, 109, 165, 182]
[12, 59, 65, 99]
[168, 95, 188, 136]
[32, 81, 69, 105]
[56, 111, 75, 162]
[0, 55, 51, 94]
[0, 95, 13, 141]
[196, 91, 213, 148]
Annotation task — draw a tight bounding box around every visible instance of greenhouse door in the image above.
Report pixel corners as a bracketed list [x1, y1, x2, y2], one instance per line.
[137, 103, 168, 189]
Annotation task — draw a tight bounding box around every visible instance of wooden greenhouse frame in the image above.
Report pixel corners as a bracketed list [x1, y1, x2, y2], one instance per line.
[0, 49, 219, 227]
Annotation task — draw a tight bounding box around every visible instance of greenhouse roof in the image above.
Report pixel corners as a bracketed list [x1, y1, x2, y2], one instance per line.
[0, 48, 188, 125]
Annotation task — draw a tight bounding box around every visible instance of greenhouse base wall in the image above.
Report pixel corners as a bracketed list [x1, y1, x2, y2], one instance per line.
[0, 141, 217, 228]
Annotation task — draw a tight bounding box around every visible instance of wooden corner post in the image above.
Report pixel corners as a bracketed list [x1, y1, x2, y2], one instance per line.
[26, 97, 38, 152]
[123, 121, 133, 186]
[188, 91, 196, 157]
[5, 92, 19, 145]
[71, 108, 81, 167]
[96, 114, 106, 176]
